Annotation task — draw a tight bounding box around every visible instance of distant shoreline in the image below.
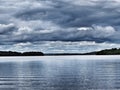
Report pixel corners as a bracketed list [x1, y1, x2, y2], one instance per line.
[0, 48, 120, 56]
[0, 51, 44, 56]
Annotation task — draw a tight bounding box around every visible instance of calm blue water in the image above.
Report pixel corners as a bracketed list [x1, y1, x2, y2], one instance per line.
[0, 56, 120, 90]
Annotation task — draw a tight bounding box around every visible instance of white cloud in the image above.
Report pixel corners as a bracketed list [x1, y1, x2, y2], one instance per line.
[14, 42, 32, 46]
[38, 30, 55, 34]
[63, 0, 97, 6]
[77, 27, 92, 31]
[92, 25, 116, 38]
[14, 27, 32, 35]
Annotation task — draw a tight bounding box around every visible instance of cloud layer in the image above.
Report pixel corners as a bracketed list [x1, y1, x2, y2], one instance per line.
[0, 0, 120, 53]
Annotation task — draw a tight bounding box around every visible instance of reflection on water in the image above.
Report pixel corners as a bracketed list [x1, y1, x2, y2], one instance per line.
[0, 56, 120, 90]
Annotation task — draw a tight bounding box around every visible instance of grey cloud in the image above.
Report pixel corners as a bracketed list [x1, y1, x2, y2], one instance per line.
[4, 25, 119, 44]
[13, 0, 120, 27]
[0, 23, 16, 34]
[0, 0, 120, 52]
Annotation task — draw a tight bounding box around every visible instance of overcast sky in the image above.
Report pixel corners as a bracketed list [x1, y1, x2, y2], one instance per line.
[0, 0, 120, 53]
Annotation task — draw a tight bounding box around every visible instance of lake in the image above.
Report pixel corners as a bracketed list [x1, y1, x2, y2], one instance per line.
[0, 55, 120, 90]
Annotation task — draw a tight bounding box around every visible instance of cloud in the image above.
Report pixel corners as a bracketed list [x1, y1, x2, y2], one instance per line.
[12, 0, 120, 27]
[0, 23, 15, 34]
[0, 0, 120, 52]
[14, 42, 32, 47]
[0, 23, 119, 45]
[0, 41, 120, 53]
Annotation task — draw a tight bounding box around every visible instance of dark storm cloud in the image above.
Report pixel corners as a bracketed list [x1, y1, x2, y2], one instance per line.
[1, 24, 118, 44]
[0, 0, 120, 52]
[14, 0, 120, 27]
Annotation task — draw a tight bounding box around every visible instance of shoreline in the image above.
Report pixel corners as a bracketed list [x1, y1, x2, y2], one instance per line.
[0, 54, 119, 57]
[0, 54, 120, 56]
[0, 48, 120, 56]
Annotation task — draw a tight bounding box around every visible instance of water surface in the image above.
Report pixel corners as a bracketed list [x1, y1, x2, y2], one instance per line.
[0, 56, 120, 90]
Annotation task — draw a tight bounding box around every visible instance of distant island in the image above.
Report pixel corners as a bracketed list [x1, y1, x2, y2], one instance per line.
[0, 48, 120, 56]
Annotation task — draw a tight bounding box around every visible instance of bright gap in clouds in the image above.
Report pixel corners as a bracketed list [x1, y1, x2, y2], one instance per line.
[0, 41, 119, 54]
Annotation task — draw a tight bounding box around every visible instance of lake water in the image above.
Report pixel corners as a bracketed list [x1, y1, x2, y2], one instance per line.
[0, 56, 120, 90]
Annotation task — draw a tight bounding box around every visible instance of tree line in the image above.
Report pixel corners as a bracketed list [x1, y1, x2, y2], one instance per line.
[96, 48, 120, 55]
[0, 51, 44, 56]
[0, 48, 120, 56]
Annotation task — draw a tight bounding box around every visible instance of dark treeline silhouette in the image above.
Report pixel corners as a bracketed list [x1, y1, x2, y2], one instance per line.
[22, 52, 44, 56]
[95, 48, 120, 55]
[0, 48, 120, 56]
[0, 51, 44, 56]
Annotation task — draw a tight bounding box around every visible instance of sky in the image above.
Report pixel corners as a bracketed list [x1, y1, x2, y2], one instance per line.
[0, 0, 120, 53]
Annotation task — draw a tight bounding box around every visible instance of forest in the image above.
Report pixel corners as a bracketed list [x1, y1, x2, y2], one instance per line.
[0, 51, 44, 56]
